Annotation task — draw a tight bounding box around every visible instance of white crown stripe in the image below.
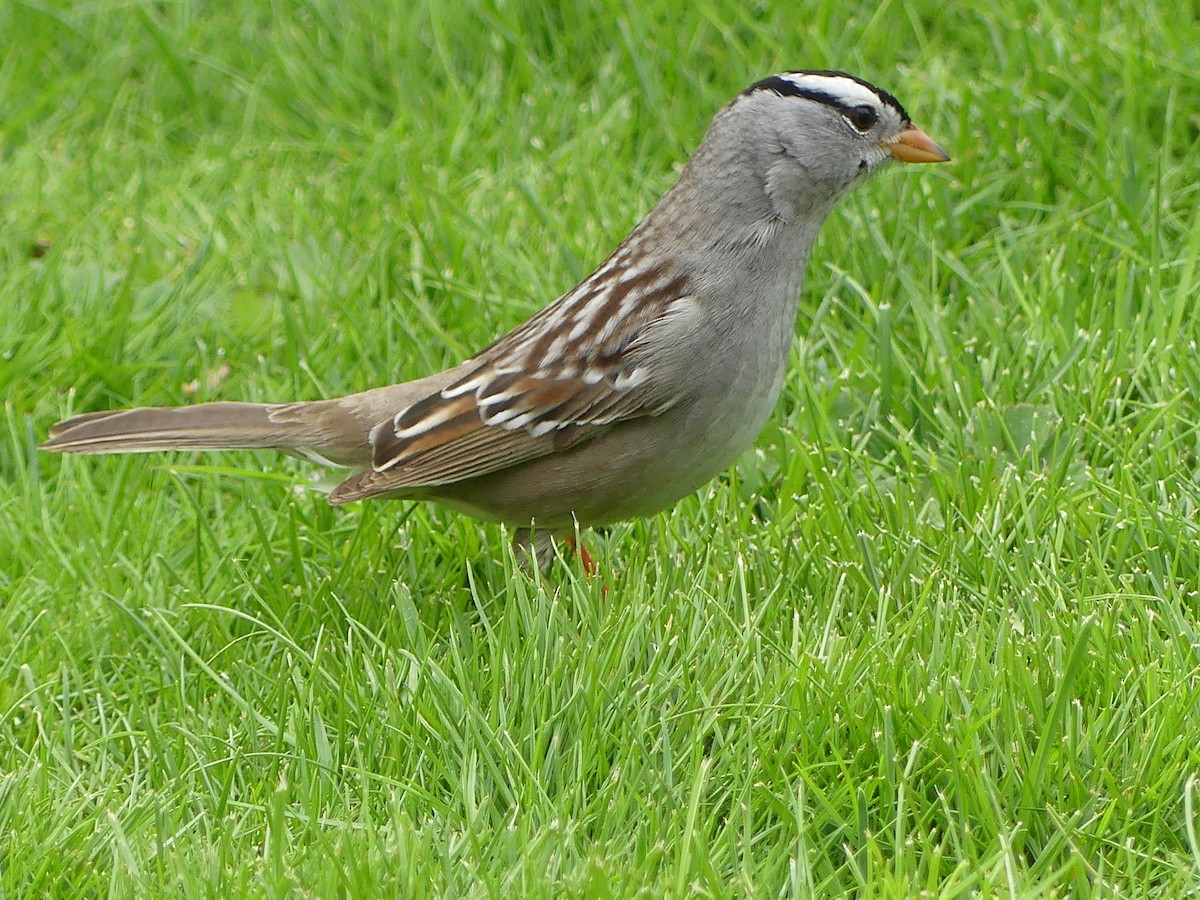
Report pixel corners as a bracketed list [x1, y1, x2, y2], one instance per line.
[778, 73, 883, 109]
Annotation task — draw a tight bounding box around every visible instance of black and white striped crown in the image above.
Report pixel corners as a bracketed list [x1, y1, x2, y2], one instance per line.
[743, 70, 910, 124]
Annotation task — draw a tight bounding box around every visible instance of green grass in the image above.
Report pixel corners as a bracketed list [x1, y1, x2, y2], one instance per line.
[3, 0, 1200, 895]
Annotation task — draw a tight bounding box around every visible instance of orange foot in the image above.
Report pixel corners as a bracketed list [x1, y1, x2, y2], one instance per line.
[563, 535, 600, 578]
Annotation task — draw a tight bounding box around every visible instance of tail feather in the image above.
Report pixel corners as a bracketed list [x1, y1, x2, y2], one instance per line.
[42, 378, 461, 473]
[41, 400, 370, 467]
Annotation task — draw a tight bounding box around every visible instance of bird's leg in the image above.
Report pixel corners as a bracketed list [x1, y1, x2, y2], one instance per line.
[511, 528, 599, 577]
[563, 534, 599, 577]
[512, 527, 558, 574]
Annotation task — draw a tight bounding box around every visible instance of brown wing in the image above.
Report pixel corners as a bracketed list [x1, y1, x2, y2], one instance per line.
[328, 260, 694, 504]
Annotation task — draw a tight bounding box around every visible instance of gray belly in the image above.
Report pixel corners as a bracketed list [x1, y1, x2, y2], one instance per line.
[430, 323, 793, 529]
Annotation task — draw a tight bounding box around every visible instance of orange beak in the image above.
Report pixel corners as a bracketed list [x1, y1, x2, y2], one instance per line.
[886, 124, 951, 164]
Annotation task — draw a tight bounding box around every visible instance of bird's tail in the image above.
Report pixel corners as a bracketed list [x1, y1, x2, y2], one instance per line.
[41, 400, 369, 466]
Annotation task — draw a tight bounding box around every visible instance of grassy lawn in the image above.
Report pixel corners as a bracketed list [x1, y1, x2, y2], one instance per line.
[3, 0, 1200, 894]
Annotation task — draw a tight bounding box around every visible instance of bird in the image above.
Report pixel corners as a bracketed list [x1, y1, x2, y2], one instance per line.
[42, 70, 950, 572]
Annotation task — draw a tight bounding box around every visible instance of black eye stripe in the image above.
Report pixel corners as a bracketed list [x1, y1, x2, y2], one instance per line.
[743, 70, 910, 124]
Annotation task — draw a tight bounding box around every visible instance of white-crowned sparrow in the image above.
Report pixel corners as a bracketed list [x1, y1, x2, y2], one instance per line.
[43, 70, 949, 570]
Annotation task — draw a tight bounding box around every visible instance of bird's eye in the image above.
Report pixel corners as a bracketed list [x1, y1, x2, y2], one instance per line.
[845, 104, 878, 132]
